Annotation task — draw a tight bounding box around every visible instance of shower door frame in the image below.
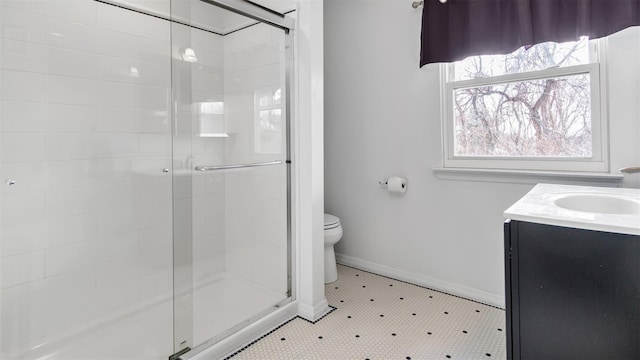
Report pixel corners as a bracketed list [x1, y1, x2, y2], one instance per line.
[171, 0, 297, 358]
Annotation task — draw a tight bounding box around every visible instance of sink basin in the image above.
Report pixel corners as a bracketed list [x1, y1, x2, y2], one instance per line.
[553, 194, 640, 215]
[505, 184, 640, 235]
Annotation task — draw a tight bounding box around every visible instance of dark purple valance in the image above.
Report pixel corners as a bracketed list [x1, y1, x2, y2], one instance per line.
[420, 0, 640, 66]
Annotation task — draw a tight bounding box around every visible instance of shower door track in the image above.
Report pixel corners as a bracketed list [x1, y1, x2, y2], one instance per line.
[95, 0, 294, 33]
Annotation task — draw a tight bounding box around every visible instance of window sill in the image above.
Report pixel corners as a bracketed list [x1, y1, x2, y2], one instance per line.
[432, 167, 624, 186]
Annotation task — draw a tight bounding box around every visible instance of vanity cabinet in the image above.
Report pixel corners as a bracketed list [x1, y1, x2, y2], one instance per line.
[504, 220, 640, 359]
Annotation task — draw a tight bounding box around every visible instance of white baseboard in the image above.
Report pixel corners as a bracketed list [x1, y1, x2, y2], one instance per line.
[297, 298, 330, 322]
[336, 253, 505, 309]
[186, 302, 298, 360]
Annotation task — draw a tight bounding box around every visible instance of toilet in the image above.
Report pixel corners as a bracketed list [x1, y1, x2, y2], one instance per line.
[324, 213, 343, 284]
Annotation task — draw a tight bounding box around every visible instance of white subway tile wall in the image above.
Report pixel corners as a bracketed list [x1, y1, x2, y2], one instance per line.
[223, 23, 288, 297]
[175, 14, 289, 345]
[0, 0, 174, 357]
[170, 23, 227, 303]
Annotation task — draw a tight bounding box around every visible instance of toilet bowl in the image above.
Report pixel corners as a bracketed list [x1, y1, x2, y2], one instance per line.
[324, 213, 343, 284]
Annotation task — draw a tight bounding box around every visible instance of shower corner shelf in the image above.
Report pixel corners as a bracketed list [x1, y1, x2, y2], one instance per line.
[200, 132, 230, 138]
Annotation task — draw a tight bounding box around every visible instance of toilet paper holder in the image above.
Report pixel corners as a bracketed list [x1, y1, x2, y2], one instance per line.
[378, 177, 408, 191]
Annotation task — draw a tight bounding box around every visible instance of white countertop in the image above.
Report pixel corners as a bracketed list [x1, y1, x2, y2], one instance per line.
[504, 183, 640, 236]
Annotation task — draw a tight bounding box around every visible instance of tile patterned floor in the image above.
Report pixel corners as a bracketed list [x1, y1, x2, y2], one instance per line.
[225, 265, 506, 360]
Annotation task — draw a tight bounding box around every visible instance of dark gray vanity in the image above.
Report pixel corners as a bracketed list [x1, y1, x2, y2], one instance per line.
[503, 184, 640, 359]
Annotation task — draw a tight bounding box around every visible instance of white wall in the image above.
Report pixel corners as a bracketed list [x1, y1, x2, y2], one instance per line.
[294, 0, 328, 320]
[324, 0, 640, 306]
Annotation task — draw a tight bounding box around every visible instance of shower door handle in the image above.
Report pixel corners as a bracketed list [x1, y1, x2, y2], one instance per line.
[195, 160, 283, 172]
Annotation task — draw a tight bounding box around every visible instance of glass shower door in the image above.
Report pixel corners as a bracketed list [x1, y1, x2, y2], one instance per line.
[0, 0, 291, 358]
[170, 0, 292, 353]
[0, 1, 174, 358]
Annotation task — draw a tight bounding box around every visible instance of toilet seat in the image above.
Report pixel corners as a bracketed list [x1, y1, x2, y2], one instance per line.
[325, 223, 340, 230]
[324, 213, 340, 230]
[323, 213, 343, 284]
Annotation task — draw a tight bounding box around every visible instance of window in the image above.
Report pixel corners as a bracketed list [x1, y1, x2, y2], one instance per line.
[442, 37, 609, 173]
[254, 87, 283, 154]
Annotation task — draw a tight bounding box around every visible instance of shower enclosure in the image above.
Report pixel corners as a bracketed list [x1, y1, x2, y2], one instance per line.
[0, 0, 294, 358]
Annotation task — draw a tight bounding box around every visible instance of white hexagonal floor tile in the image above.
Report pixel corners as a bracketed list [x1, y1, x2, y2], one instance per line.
[225, 265, 506, 360]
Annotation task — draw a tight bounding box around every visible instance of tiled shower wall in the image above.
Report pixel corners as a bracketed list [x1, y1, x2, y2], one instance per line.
[223, 23, 288, 297]
[0, 0, 176, 354]
[171, 23, 227, 285]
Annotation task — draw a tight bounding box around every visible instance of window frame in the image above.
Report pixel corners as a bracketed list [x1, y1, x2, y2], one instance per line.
[440, 39, 610, 173]
[254, 87, 283, 155]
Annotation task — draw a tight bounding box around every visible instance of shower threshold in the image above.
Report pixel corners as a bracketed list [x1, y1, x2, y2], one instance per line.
[3, 272, 285, 360]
